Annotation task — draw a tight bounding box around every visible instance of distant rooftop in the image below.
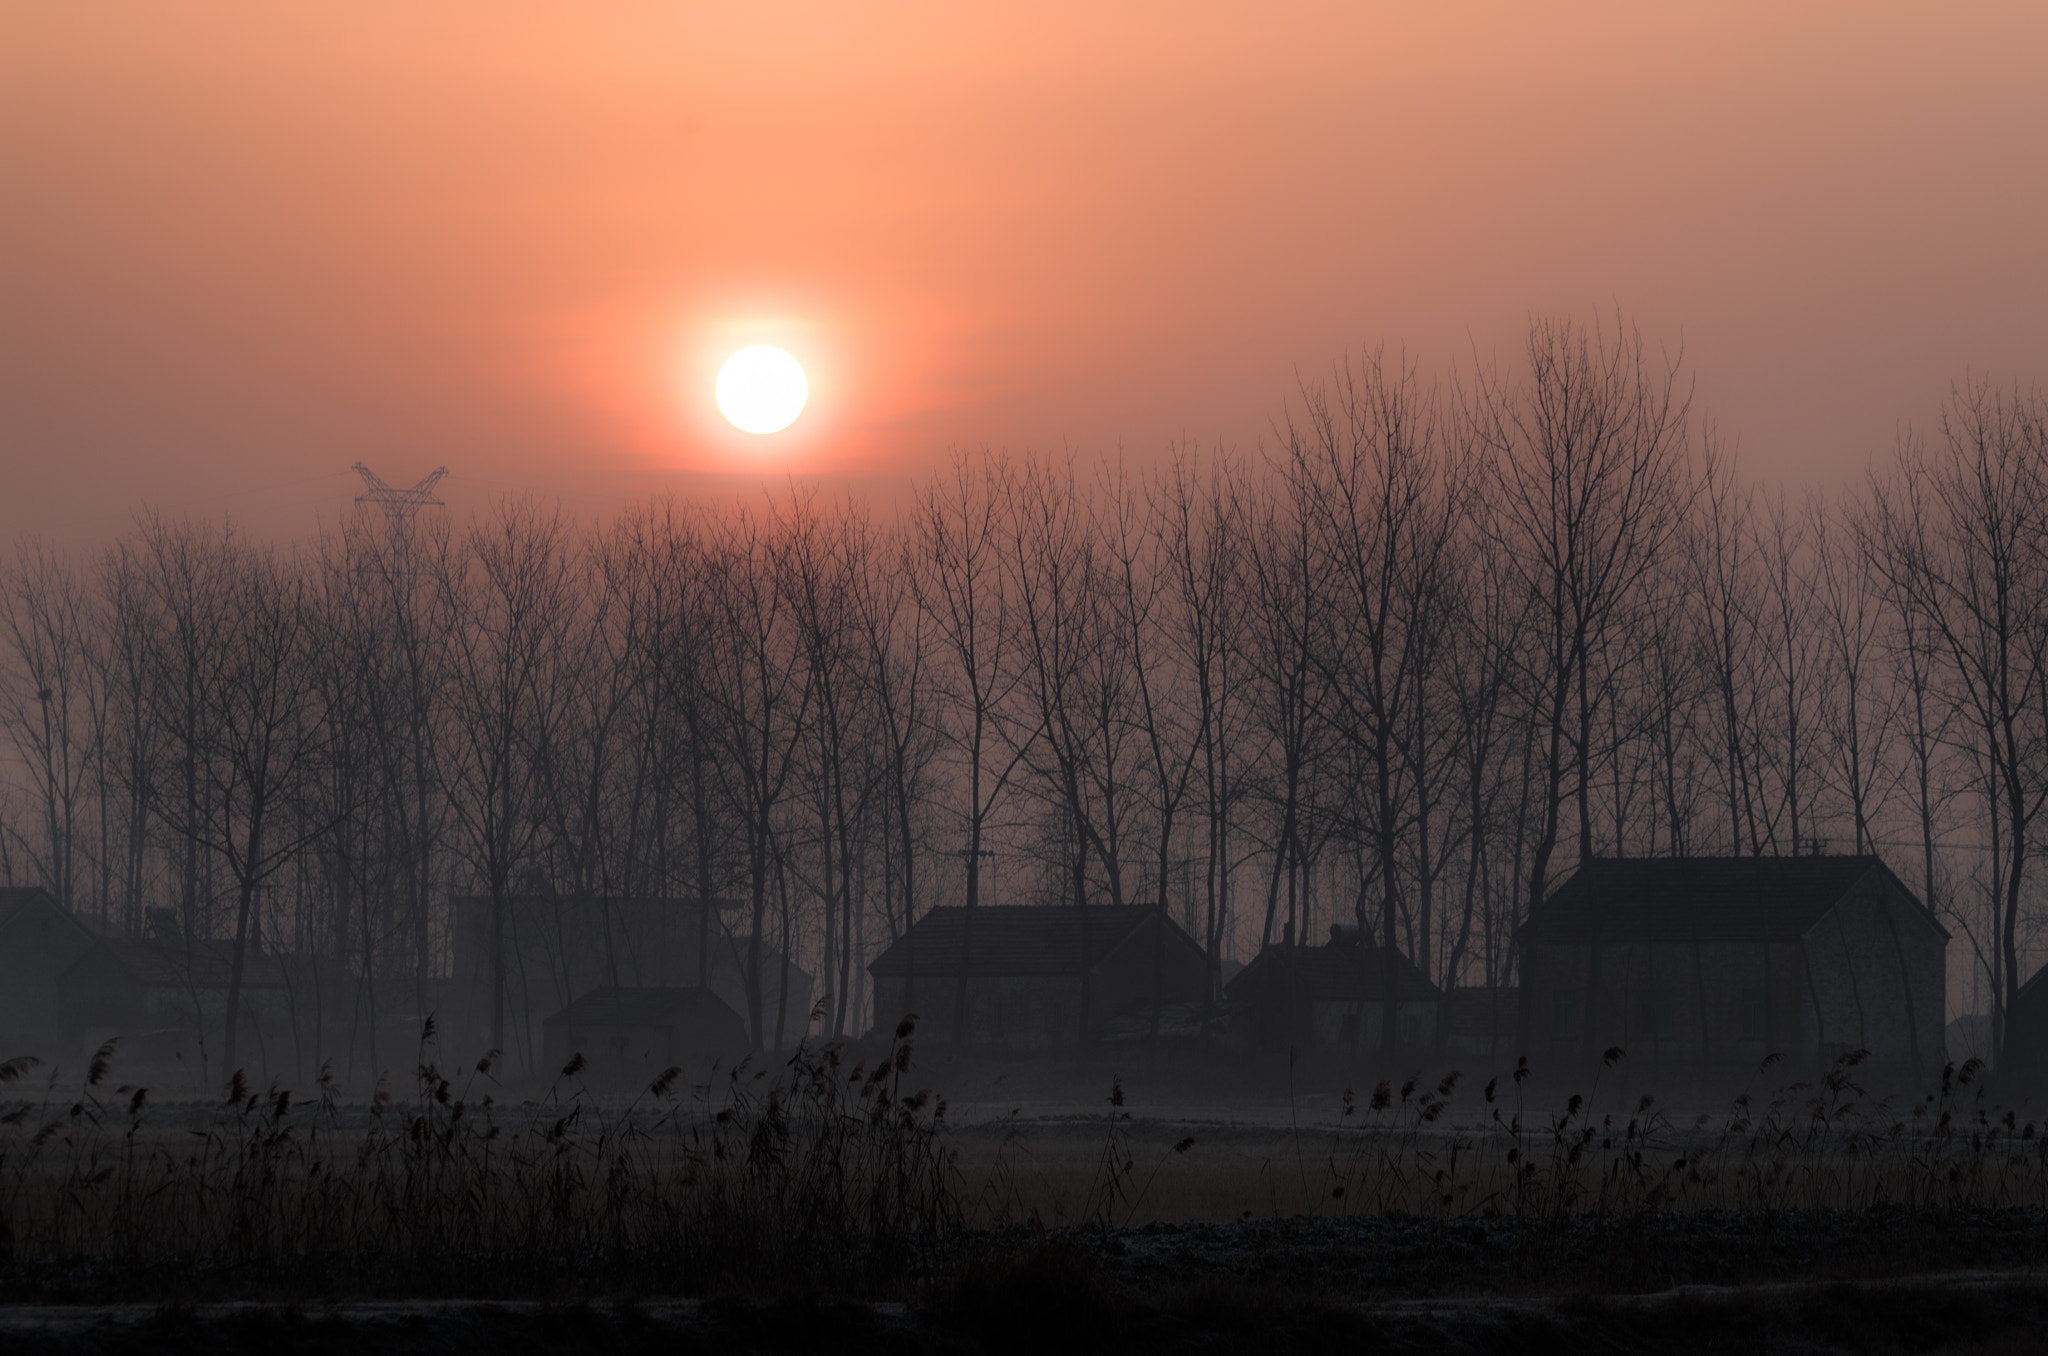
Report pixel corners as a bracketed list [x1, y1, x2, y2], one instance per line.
[1518, 855, 1942, 943]
[868, 905, 1170, 978]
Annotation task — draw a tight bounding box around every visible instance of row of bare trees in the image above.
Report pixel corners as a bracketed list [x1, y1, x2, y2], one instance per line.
[3, 317, 2046, 1068]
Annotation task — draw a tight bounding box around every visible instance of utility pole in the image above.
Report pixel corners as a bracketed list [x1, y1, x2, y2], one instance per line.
[349, 462, 449, 1053]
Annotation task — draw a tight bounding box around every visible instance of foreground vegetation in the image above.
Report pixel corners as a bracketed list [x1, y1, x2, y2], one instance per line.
[0, 1025, 2045, 1304]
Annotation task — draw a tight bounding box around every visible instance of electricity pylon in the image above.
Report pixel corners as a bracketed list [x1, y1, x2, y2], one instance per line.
[352, 462, 448, 578]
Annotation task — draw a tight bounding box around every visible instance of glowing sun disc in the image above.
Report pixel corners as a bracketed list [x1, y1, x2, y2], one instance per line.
[715, 345, 808, 434]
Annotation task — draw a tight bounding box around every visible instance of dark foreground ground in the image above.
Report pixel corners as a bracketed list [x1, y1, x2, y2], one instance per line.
[2, 1273, 2048, 1355]
[4, 1210, 2047, 1354]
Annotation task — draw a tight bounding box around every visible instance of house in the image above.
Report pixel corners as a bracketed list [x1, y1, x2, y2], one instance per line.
[1224, 924, 1442, 1052]
[57, 921, 303, 1076]
[2006, 964, 2048, 1077]
[448, 894, 813, 1067]
[1444, 985, 1520, 1058]
[1946, 1013, 1995, 1066]
[0, 887, 100, 1057]
[1516, 855, 1946, 1076]
[541, 986, 750, 1079]
[866, 904, 1209, 1049]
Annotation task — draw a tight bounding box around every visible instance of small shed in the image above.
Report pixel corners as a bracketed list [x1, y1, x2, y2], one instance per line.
[59, 927, 294, 1070]
[0, 887, 97, 1056]
[867, 905, 1209, 1049]
[1225, 924, 1441, 1051]
[541, 986, 749, 1077]
[1516, 855, 1946, 1076]
[449, 894, 812, 1062]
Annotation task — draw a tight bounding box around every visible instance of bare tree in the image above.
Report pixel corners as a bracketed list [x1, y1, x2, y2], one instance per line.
[441, 500, 575, 1071]
[851, 508, 941, 1018]
[0, 542, 102, 915]
[1475, 316, 1693, 909]
[1868, 381, 2048, 1066]
[1287, 349, 1467, 1049]
[701, 507, 811, 1049]
[140, 524, 328, 1077]
[910, 452, 1030, 1047]
[1155, 446, 1251, 995]
[1810, 490, 1894, 853]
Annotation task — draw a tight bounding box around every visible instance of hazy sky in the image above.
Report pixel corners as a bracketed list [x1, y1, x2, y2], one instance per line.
[5, 2, 2046, 542]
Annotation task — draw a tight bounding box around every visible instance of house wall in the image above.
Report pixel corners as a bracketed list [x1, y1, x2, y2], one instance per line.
[1445, 987, 1519, 1057]
[868, 915, 1208, 1050]
[541, 1012, 749, 1075]
[450, 898, 813, 1068]
[871, 974, 1086, 1050]
[2011, 978, 2048, 1078]
[1522, 939, 1808, 1066]
[1308, 999, 1438, 1050]
[0, 898, 95, 1054]
[1799, 874, 1946, 1076]
[1089, 916, 1212, 1026]
[1521, 882, 1945, 1076]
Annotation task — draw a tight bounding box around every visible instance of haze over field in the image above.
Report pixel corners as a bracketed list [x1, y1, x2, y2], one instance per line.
[6, 2, 2048, 539]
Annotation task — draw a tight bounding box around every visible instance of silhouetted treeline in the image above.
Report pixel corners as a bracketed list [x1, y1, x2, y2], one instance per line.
[3, 317, 2046, 1070]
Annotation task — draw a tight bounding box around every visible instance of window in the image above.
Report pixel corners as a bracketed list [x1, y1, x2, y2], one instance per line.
[1339, 1012, 1360, 1045]
[1400, 1014, 1421, 1046]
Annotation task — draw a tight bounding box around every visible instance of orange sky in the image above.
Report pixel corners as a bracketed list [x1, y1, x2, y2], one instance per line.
[5, 2, 2047, 540]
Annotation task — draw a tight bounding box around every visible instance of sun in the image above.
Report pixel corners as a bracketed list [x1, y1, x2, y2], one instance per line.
[715, 345, 808, 435]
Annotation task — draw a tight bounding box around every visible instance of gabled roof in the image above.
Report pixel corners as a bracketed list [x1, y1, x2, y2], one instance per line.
[0, 886, 57, 916]
[1225, 941, 1441, 1003]
[542, 986, 743, 1028]
[449, 894, 745, 915]
[68, 937, 289, 990]
[1518, 855, 1943, 943]
[0, 886, 91, 934]
[867, 905, 1176, 978]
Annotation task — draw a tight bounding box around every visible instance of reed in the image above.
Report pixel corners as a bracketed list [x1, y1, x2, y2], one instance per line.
[0, 1014, 959, 1297]
[1309, 1047, 2048, 1221]
[1, 1033, 2043, 1301]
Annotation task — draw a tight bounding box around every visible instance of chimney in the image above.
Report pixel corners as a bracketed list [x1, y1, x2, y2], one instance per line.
[145, 907, 182, 946]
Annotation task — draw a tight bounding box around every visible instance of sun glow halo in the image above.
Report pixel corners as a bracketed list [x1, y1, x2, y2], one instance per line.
[715, 345, 808, 435]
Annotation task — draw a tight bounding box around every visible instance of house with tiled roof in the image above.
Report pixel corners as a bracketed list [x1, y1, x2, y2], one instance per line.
[2005, 964, 2048, 1077]
[541, 986, 749, 1076]
[866, 904, 1208, 1049]
[0, 887, 97, 1055]
[56, 909, 321, 1077]
[1516, 855, 1946, 1075]
[1225, 924, 1443, 1051]
[448, 894, 811, 1065]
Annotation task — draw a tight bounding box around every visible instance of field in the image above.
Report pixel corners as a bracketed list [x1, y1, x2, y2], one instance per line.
[3, 1032, 2048, 1352]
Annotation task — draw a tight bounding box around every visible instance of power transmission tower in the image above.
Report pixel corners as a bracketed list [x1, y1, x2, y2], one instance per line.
[352, 462, 448, 578]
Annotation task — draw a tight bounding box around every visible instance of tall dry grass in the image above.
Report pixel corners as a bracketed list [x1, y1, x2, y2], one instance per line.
[0, 1031, 2043, 1299]
[0, 1013, 958, 1295]
[1307, 1047, 2048, 1220]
